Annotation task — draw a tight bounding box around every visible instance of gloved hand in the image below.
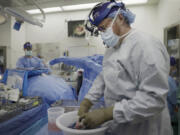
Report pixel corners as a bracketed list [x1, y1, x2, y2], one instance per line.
[82, 106, 114, 129]
[78, 98, 93, 118]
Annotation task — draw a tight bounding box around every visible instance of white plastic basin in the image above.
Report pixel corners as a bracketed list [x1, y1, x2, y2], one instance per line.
[56, 111, 108, 135]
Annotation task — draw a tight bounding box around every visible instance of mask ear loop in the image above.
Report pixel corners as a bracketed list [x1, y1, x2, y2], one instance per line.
[110, 8, 121, 28]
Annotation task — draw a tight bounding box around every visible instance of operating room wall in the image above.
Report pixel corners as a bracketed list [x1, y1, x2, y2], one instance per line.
[0, 18, 11, 69]
[130, 0, 180, 42]
[26, 10, 106, 58]
[156, 0, 180, 42]
[9, 17, 26, 68]
[0, 17, 26, 68]
[0, 18, 11, 46]
[130, 5, 159, 39]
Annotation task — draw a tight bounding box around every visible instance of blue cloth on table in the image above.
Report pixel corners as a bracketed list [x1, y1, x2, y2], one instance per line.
[49, 55, 103, 101]
[20, 116, 48, 135]
[27, 75, 75, 105]
[2, 69, 75, 105]
[2, 69, 49, 96]
[0, 103, 49, 135]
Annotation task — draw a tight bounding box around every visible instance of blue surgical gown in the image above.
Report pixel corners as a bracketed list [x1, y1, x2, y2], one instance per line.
[16, 56, 46, 69]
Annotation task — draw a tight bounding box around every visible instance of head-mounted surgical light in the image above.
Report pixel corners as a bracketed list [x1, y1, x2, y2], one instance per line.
[85, 0, 126, 36]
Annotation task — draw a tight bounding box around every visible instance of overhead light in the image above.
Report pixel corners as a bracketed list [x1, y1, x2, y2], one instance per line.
[4, 7, 43, 29]
[44, 7, 62, 13]
[62, 3, 98, 11]
[27, 9, 41, 14]
[27, 7, 62, 14]
[27, 0, 149, 14]
[62, 0, 148, 11]
[120, 0, 148, 5]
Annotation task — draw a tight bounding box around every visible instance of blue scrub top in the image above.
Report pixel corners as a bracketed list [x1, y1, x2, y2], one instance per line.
[16, 56, 46, 69]
[167, 76, 178, 118]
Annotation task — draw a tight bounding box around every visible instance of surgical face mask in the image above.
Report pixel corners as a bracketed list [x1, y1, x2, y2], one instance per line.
[171, 69, 177, 76]
[100, 9, 129, 47]
[25, 50, 32, 56]
[100, 26, 119, 47]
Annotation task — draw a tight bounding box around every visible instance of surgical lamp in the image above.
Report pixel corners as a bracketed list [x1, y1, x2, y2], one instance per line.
[3, 0, 45, 31]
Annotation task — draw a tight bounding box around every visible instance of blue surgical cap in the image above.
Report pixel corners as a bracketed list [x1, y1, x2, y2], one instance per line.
[90, 2, 126, 26]
[170, 57, 176, 66]
[24, 42, 32, 49]
[108, 9, 135, 24]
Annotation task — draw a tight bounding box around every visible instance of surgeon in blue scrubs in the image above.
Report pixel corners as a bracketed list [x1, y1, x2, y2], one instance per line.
[16, 42, 47, 70]
[167, 57, 178, 119]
